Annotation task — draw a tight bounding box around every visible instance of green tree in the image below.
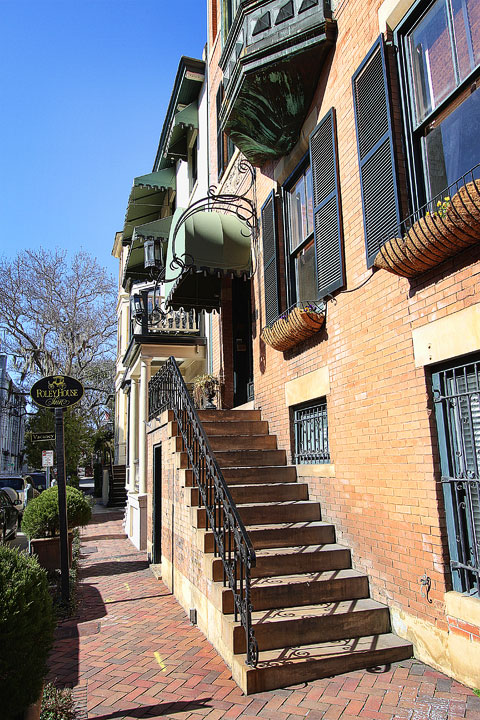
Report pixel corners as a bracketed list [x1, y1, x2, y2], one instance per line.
[0, 248, 116, 418]
[24, 407, 94, 476]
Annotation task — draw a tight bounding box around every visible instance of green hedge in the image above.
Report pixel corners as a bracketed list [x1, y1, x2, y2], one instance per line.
[22, 486, 92, 539]
[0, 546, 55, 718]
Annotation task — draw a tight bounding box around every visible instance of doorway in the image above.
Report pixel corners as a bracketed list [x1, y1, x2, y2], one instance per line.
[152, 444, 162, 564]
[232, 277, 254, 406]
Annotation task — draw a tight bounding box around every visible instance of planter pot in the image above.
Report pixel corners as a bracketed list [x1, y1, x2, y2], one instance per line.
[374, 180, 480, 277]
[261, 306, 325, 351]
[30, 533, 74, 572]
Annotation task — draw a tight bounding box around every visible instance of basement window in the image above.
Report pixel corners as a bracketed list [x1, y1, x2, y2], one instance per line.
[293, 399, 330, 464]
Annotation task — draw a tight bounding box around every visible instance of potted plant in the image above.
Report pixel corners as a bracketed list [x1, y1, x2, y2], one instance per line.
[0, 544, 55, 720]
[374, 180, 480, 277]
[192, 373, 220, 409]
[261, 303, 325, 352]
[21, 486, 92, 572]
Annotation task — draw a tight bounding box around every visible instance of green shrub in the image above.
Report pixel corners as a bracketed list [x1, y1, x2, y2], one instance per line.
[22, 486, 92, 539]
[0, 546, 55, 719]
[40, 682, 77, 720]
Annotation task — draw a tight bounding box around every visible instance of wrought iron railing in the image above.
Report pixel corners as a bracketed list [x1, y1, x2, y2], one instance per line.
[375, 164, 480, 277]
[148, 356, 258, 666]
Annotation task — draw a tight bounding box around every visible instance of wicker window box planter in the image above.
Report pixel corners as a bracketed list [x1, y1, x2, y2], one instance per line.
[261, 305, 325, 352]
[374, 177, 480, 278]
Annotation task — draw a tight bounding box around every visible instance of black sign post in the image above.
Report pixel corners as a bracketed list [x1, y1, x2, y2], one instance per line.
[30, 375, 84, 605]
[55, 408, 69, 603]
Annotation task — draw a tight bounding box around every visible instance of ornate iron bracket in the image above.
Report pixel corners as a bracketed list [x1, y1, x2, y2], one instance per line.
[149, 160, 258, 321]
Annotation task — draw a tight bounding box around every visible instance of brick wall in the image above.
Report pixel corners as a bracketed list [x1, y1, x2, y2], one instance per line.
[207, 0, 480, 635]
[146, 414, 207, 595]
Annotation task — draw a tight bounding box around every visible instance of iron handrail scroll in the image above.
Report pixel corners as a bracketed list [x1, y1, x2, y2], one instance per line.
[149, 356, 258, 666]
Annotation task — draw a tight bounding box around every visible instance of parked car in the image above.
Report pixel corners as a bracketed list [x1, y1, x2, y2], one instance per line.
[27, 471, 48, 493]
[0, 488, 19, 542]
[0, 476, 28, 515]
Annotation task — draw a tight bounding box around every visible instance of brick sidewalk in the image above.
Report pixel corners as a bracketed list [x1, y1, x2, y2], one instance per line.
[47, 510, 480, 720]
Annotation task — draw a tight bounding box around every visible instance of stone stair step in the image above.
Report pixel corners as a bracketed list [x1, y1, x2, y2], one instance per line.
[209, 435, 278, 451]
[203, 420, 269, 436]
[201, 521, 336, 552]
[220, 466, 298, 485]
[220, 569, 370, 613]
[194, 500, 321, 528]
[181, 466, 298, 487]
[188, 482, 308, 507]
[198, 409, 261, 422]
[211, 544, 351, 581]
[230, 598, 391, 653]
[215, 449, 287, 467]
[237, 634, 413, 694]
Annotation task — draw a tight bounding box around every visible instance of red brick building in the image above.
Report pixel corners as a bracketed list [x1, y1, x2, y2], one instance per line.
[141, 0, 480, 693]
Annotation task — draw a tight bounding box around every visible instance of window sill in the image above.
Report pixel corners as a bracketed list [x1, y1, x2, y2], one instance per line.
[445, 590, 480, 630]
[296, 463, 335, 478]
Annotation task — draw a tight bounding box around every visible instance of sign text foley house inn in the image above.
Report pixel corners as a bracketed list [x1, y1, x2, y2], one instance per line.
[30, 375, 84, 409]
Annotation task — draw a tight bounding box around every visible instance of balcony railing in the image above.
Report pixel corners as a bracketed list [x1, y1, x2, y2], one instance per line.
[130, 306, 199, 337]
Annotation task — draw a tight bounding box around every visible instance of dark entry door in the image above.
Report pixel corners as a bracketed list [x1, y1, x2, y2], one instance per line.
[152, 445, 162, 564]
[232, 278, 253, 406]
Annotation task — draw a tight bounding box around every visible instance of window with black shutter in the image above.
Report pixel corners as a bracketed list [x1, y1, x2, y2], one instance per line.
[310, 108, 345, 299]
[283, 108, 344, 307]
[261, 192, 280, 326]
[397, 0, 480, 206]
[353, 37, 401, 267]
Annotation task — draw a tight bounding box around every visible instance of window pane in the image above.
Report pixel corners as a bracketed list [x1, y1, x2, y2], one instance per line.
[305, 166, 314, 236]
[295, 242, 316, 303]
[424, 86, 480, 196]
[452, 0, 480, 81]
[408, 0, 456, 124]
[288, 174, 306, 251]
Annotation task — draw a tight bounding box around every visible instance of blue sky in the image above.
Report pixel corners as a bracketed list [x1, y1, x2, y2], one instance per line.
[0, 0, 206, 276]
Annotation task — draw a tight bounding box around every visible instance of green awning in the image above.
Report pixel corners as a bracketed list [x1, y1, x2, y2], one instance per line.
[166, 102, 198, 161]
[123, 217, 174, 286]
[122, 168, 175, 242]
[164, 208, 252, 311]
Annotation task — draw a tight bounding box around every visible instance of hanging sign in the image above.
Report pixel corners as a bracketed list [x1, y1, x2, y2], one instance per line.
[31, 375, 84, 409]
[32, 431, 56, 442]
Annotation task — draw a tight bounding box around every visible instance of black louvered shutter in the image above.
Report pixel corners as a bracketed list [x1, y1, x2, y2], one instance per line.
[216, 85, 224, 179]
[309, 108, 345, 299]
[261, 192, 279, 325]
[353, 36, 401, 267]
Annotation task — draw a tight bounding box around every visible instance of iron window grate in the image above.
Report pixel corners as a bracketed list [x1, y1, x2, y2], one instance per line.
[294, 399, 329, 464]
[433, 358, 480, 595]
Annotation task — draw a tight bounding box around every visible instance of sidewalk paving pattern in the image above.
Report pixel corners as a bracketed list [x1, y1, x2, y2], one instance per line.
[48, 508, 480, 719]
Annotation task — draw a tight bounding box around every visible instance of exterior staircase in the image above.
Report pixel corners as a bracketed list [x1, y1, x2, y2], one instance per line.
[108, 464, 127, 508]
[179, 408, 412, 694]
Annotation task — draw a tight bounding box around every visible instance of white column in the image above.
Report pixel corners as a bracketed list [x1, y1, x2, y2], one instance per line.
[128, 377, 138, 492]
[138, 358, 151, 495]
